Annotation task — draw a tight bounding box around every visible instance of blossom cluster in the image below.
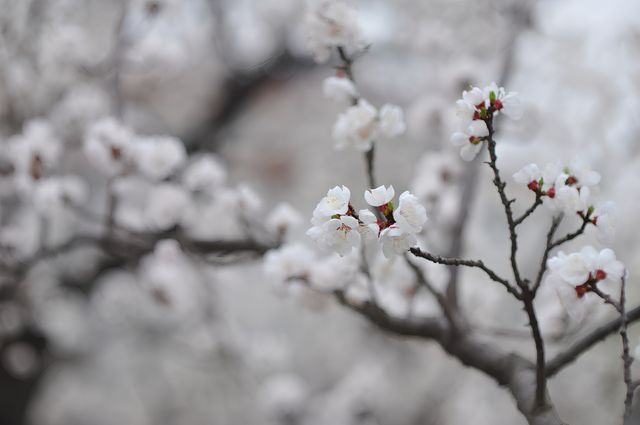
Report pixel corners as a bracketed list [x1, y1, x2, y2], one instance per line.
[512, 161, 615, 242]
[306, 185, 427, 259]
[545, 246, 625, 320]
[304, 0, 366, 63]
[450, 82, 522, 160]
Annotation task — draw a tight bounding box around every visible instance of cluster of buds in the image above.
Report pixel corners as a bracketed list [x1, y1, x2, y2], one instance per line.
[450, 83, 522, 161]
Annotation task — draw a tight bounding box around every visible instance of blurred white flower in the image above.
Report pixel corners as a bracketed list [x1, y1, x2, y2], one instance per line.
[8, 119, 62, 180]
[182, 154, 227, 193]
[84, 117, 135, 176]
[378, 104, 406, 138]
[304, 0, 365, 63]
[266, 202, 303, 235]
[133, 136, 186, 181]
[144, 183, 191, 231]
[32, 176, 87, 214]
[264, 243, 316, 283]
[322, 76, 358, 103]
[332, 99, 379, 151]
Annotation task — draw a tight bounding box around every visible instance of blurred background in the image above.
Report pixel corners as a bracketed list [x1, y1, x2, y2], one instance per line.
[0, 0, 639, 424]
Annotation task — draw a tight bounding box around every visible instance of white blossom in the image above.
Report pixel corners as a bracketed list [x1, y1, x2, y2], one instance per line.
[378, 104, 406, 138]
[144, 183, 191, 231]
[8, 119, 62, 180]
[264, 243, 316, 282]
[182, 154, 226, 193]
[393, 191, 427, 234]
[591, 201, 616, 244]
[545, 247, 624, 321]
[482, 82, 523, 120]
[266, 202, 303, 234]
[306, 215, 361, 256]
[547, 246, 625, 288]
[364, 185, 394, 207]
[32, 176, 87, 214]
[304, 0, 365, 63]
[133, 136, 187, 181]
[357, 209, 379, 240]
[332, 99, 379, 151]
[322, 76, 358, 103]
[379, 226, 417, 259]
[83, 117, 134, 176]
[311, 185, 351, 223]
[450, 120, 489, 161]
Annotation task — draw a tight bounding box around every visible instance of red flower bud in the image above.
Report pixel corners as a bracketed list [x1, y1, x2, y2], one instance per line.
[527, 180, 539, 191]
[546, 187, 556, 198]
[594, 269, 607, 281]
[493, 99, 503, 110]
[575, 283, 589, 298]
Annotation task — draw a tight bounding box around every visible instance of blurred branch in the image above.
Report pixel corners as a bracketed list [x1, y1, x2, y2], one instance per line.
[546, 303, 640, 377]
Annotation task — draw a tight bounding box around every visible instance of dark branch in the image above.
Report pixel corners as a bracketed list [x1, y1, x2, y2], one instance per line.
[409, 247, 520, 299]
[546, 304, 640, 377]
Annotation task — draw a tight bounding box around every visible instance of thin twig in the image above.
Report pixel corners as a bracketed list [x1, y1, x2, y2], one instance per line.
[549, 216, 590, 250]
[409, 247, 520, 299]
[532, 215, 563, 294]
[485, 129, 523, 288]
[514, 193, 543, 226]
[404, 255, 462, 332]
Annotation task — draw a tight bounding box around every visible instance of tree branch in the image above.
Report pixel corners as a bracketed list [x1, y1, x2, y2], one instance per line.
[546, 304, 640, 377]
[409, 247, 520, 299]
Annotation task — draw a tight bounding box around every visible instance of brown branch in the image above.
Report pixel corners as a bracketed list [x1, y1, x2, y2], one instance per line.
[514, 193, 543, 227]
[549, 216, 590, 250]
[409, 247, 520, 299]
[532, 215, 563, 294]
[546, 304, 640, 377]
[404, 255, 462, 332]
[485, 128, 523, 288]
[333, 290, 565, 424]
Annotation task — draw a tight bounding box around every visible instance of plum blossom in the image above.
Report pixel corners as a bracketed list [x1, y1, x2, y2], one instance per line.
[304, 0, 365, 63]
[545, 246, 625, 320]
[83, 117, 134, 176]
[266, 203, 303, 235]
[322, 76, 358, 103]
[32, 176, 87, 214]
[450, 120, 489, 161]
[8, 120, 62, 180]
[133, 136, 187, 181]
[364, 185, 394, 207]
[380, 226, 417, 259]
[332, 99, 379, 151]
[393, 191, 428, 234]
[591, 201, 616, 243]
[264, 243, 316, 283]
[378, 104, 406, 138]
[482, 82, 523, 120]
[143, 183, 191, 231]
[312, 185, 351, 223]
[182, 154, 226, 193]
[513, 162, 560, 196]
[357, 209, 379, 240]
[306, 215, 361, 256]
